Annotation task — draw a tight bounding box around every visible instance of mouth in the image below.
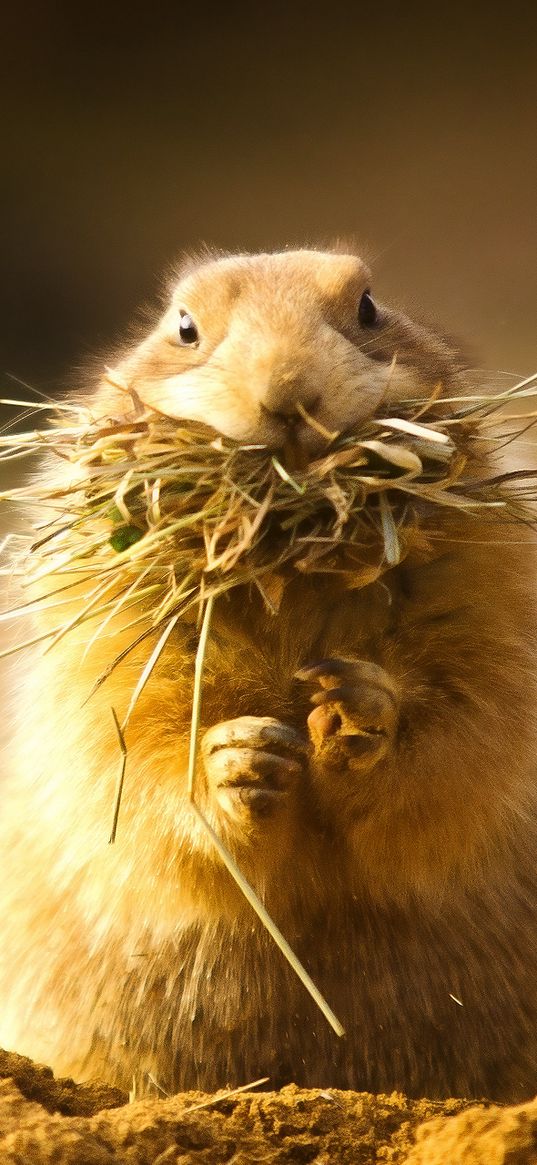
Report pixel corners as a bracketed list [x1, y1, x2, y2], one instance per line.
[276, 421, 340, 470]
[257, 400, 340, 468]
[279, 433, 314, 472]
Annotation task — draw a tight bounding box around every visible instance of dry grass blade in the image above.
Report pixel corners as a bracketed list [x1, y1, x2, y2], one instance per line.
[121, 611, 181, 733]
[378, 416, 451, 443]
[109, 708, 127, 845]
[182, 1077, 270, 1113]
[378, 494, 401, 565]
[187, 595, 215, 799]
[189, 797, 346, 1036]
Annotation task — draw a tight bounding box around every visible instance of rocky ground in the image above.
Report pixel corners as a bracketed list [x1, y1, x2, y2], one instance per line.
[2, 1049, 537, 1163]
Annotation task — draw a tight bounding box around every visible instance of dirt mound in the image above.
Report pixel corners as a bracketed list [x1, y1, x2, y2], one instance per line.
[1, 1049, 536, 1164]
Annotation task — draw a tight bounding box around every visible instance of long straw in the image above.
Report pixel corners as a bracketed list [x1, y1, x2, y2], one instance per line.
[186, 595, 345, 1038]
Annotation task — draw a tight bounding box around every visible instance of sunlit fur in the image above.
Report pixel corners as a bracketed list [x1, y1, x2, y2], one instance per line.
[1, 249, 537, 1100]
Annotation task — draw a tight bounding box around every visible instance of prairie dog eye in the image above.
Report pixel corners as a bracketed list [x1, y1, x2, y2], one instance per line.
[358, 290, 378, 327]
[178, 311, 199, 346]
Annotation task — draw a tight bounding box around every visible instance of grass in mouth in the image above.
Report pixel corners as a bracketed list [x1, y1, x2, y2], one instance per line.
[2, 373, 537, 648]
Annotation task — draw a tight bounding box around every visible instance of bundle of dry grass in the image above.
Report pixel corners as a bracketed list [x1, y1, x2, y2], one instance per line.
[2, 374, 537, 665]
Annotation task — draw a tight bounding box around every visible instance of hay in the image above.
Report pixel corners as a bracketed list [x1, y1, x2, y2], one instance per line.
[2, 374, 537, 653]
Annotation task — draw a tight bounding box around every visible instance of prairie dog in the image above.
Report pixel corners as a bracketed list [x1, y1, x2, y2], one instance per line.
[1, 248, 537, 1101]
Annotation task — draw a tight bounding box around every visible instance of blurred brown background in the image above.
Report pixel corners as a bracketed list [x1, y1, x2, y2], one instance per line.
[2, 2, 536, 397]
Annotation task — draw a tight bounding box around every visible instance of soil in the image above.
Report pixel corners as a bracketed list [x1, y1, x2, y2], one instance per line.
[1, 1049, 537, 1164]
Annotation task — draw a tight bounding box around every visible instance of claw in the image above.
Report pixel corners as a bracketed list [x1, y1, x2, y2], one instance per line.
[295, 659, 349, 682]
[297, 659, 398, 705]
[202, 716, 308, 760]
[309, 685, 356, 706]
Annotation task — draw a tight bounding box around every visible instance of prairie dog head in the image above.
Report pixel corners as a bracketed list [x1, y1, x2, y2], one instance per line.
[100, 249, 461, 456]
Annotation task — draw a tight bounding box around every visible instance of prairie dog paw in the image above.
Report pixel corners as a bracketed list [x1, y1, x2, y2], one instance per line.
[201, 716, 308, 821]
[296, 658, 399, 769]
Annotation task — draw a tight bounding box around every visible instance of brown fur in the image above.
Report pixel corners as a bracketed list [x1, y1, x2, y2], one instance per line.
[1, 248, 537, 1100]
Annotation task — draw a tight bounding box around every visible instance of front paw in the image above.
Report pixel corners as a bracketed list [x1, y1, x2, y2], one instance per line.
[201, 716, 308, 822]
[296, 658, 398, 769]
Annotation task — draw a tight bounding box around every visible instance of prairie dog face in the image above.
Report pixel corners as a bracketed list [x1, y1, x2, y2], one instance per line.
[103, 249, 460, 455]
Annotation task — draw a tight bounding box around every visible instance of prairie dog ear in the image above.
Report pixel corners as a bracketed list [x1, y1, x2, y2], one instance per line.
[311, 252, 370, 299]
